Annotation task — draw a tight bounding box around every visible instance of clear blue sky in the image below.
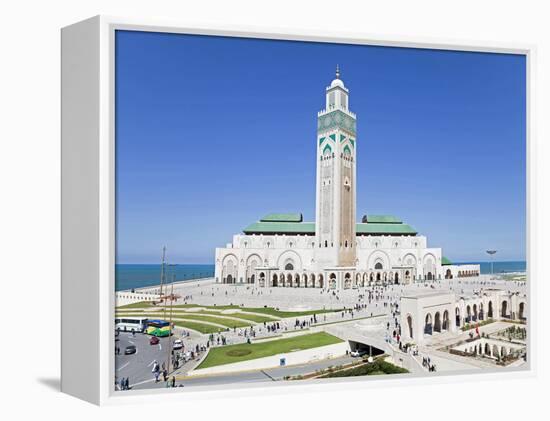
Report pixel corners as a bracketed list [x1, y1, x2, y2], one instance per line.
[115, 30, 526, 264]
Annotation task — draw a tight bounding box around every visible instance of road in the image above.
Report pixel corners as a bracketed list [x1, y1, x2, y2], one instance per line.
[115, 332, 175, 386]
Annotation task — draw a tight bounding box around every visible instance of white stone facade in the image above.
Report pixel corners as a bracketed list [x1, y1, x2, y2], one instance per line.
[401, 289, 528, 344]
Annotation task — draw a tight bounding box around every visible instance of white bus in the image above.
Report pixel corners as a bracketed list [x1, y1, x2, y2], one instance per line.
[115, 317, 148, 333]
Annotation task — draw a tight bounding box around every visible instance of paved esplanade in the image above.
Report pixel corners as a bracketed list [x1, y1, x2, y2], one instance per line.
[136, 274, 526, 312]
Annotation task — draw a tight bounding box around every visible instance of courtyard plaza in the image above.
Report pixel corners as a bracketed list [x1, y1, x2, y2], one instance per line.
[134, 273, 526, 315]
[116, 274, 526, 388]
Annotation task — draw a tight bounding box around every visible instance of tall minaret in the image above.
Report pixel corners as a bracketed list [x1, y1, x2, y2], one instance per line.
[315, 66, 357, 267]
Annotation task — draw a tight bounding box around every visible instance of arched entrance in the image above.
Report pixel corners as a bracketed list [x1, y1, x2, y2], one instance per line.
[426, 272, 433, 281]
[226, 274, 233, 284]
[466, 305, 472, 323]
[344, 273, 351, 289]
[434, 312, 442, 333]
[272, 274, 278, 287]
[473, 304, 478, 321]
[442, 310, 449, 330]
[445, 269, 452, 279]
[519, 302, 526, 320]
[394, 272, 399, 284]
[424, 313, 433, 335]
[455, 307, 461, 327]
[329, 273, 337, 289]
[318, 274, 324, 288]
[488, 301, 493, 318]
[407, 315, 413, 339]
[501, 300, 509, 318]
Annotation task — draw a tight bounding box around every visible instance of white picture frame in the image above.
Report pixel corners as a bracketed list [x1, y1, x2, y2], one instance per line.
[61, 15, 535, 405]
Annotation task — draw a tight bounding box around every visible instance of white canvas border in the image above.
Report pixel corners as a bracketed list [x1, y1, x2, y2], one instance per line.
[62, 15, 536, 405]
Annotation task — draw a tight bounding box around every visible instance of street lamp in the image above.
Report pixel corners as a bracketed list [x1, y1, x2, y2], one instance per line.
[486, 250, 497, 275]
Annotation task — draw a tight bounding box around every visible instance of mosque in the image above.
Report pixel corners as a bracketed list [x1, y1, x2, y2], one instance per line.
[215, 67, 479, 289]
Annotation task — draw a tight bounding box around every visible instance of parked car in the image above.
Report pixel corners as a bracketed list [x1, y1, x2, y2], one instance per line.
[173, 339, 184, 350]
[149, 336, 160, 345]
[350, 349, 367, 357]
[124, 345, 137, 355]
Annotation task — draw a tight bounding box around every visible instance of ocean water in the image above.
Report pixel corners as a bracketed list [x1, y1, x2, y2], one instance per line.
[115, 264, 214, 291]
[115, 261, 526, 291]
[464, 261, 526, 275]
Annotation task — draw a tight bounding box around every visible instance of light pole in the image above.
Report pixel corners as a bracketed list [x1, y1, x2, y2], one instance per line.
[486, 250, 497, 276]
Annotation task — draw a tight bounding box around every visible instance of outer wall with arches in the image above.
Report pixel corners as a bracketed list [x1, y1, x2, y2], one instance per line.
[214, 233, 480, 287]
[401, 290, 528, 344]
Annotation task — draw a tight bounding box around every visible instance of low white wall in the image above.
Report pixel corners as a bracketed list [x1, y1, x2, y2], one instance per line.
[189, 341, 350, 377]
[115, 291, 160, 306]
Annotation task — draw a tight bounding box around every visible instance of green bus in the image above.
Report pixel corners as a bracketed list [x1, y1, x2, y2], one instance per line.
[146, 320, 171, 337]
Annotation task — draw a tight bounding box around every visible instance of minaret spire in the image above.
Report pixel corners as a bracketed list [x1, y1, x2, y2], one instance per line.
[335, 64, 340, 79]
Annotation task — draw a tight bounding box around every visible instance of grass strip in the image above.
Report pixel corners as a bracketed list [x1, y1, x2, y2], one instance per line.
[197, 332, 342, 369]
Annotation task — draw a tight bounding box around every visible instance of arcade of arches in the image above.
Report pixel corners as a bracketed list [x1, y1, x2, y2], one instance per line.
[237, 269, 415, 289]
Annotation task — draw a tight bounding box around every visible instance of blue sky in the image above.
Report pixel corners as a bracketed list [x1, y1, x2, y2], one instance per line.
[115, 30, 526, 264]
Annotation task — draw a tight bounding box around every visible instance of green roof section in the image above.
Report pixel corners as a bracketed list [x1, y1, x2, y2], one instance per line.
[356, 223, 416, 235]
[361, 215, 402, 224]
[441, 256, 452, 265]
[244, 221, 315, 234]
[243, 221, 417, 236]
[260, 213, 303, 223]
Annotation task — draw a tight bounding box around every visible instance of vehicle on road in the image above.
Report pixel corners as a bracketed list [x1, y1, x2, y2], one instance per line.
[115, 317, 148, 333]
[350, 349, 368, 357]
[149, 336, 160, 345]
[146, 320, 171, 337]
[124, 345, 137, 355]
[173, 339, 183, 350]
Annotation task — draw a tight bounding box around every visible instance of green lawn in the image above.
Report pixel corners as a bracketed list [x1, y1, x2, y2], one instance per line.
[194, 311, 277, 323]
[197, 332, 342, 369]
[172, 304, 241, 310]
[170, 314, 252, 329]
[173, 304, 341, 319]
[236, 307, 342, 318]
[116, 301, 155, 309]
[117, 304, 342, 321]
[116, 311, 254, 328]
[172, 320, 224, 334]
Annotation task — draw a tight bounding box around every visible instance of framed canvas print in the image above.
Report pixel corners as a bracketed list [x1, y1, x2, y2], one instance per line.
[61, 16, 533, 405]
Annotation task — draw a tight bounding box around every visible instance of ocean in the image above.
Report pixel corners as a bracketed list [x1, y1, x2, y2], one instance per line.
[115, 261, 526, 292]
[463, 261, 526, 275]
[115, 264, 214, 291]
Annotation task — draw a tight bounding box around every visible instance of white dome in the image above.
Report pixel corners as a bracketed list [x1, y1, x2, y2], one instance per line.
[330, 78, 345, 88]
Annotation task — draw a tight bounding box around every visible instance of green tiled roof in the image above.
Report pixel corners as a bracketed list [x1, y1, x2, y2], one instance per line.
[441, 256, 452, 265]
[243, 221, 417, 236]
[260, 213, 303, 223]
[243, 221, 315, 234]
[361, 215, 402, 224]
[356, 223, 416, 235]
